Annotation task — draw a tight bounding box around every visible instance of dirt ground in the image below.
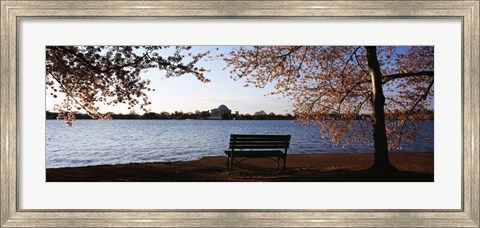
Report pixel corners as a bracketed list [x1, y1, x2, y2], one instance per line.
[46, 152, 434, 182]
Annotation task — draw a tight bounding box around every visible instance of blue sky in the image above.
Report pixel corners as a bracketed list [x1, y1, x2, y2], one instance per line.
[46, 46, 293, 115]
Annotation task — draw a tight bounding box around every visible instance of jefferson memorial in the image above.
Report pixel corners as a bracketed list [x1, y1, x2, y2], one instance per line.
[209, 104, 231, 119]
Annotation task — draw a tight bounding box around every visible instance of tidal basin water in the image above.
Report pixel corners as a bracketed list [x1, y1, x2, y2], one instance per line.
[46, 120, 434, 168]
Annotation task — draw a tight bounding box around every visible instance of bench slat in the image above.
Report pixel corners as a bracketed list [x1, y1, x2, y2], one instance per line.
[231, 134, 291, 138]
[229, 141, 290, 146]
[224, 150, 284, 157]
[230, 142, 289, 144]
[228, 145, 289, 149]
[231, 137, 290, 141]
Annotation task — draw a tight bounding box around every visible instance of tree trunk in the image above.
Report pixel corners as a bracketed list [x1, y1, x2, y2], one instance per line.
[365, 46, 396, 172]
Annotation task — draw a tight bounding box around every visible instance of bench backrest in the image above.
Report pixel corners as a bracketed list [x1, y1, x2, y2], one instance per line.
[229, 134, 291, 151]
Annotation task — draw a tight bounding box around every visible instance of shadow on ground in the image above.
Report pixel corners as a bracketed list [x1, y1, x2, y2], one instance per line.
[46, 164, 433, 182]
[46, 153, 434, 182]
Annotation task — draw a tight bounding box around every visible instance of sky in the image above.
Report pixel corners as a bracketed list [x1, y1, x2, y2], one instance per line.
[138, 48, 293, 115]
[46, 46, 293, 115]
[45, 45, 433, 115]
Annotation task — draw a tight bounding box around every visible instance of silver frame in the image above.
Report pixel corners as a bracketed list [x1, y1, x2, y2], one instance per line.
[1, 1, 478, 227]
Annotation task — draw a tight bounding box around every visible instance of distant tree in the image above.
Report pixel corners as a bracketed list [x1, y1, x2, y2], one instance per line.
[128, 110, 138, 116]
[254, 110, 267, 116]
[223, 46, 434, 171]
[143, 112, 160, 119]
[46, 46, 210, 126]
[199, 111, 211, 119]
[46, 111, 57, 119]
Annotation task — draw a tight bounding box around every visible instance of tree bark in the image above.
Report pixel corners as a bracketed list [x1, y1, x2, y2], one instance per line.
[365, 46, 395, 171]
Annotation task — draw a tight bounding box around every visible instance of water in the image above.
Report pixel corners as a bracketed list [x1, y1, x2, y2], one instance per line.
[46, 120, 433, 168]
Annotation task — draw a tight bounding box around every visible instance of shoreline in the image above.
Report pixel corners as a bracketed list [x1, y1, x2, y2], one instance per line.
[46, 152, 434, 182]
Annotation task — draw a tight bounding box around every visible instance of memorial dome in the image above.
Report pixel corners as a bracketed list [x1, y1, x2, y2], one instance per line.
[218, 104, 229, 111]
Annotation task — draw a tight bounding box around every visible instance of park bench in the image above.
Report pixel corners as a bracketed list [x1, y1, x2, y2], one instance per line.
[224, 134, 291, 171]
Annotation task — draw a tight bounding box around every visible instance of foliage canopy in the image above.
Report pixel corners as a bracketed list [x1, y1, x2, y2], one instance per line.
[223, 46, 434, 149]
[46, 46, 210, 126]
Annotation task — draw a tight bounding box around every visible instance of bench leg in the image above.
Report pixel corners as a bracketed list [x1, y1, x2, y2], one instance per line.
[227, 156, 235, 171]
[226, 156, 230, 170]
[283, 156, 287, 169]
[227, 156, 234, 171]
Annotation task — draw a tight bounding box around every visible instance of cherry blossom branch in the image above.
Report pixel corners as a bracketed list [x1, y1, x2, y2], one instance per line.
[57, 46, 148, 73]
[396, 78, 435, 140]
[382, 71, 434, 83]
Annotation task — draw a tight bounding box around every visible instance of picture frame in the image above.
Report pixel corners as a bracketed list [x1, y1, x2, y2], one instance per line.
[1, 0, 478, 227]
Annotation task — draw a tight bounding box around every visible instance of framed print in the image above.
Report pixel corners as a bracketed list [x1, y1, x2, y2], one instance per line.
[1, 0, 479, 227]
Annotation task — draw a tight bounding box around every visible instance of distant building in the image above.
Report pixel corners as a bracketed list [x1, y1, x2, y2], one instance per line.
[209, 104, 231, 119]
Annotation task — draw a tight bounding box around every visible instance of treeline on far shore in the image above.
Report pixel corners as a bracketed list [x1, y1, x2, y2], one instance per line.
[45, 111, 295, 120]
[46, 110, 434, 121]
